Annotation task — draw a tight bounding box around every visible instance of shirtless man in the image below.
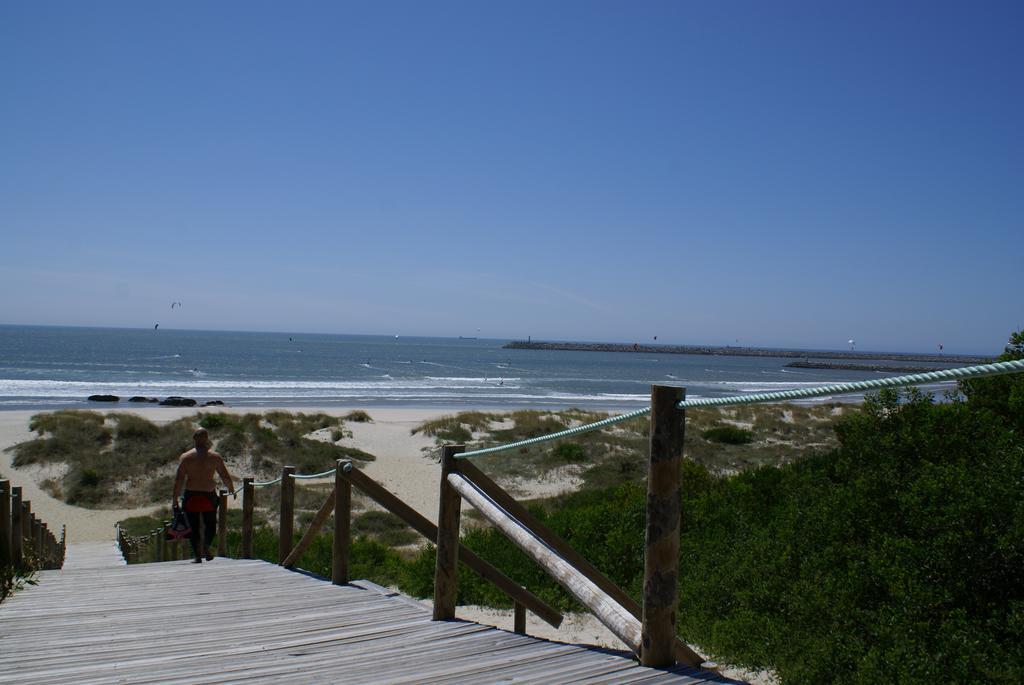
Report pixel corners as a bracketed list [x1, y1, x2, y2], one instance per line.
[172, 427, 235, 563]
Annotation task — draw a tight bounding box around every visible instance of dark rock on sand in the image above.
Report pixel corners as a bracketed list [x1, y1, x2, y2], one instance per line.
[87, 394, 120, 402]
[202, 400, 225, 406]
[128, 396, 160, 403]
[159, 396, 197, 407]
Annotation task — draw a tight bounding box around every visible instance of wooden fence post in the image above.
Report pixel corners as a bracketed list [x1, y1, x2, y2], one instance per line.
[241, 478, 254, 559]
[278, 466, 295, 564]
[21, 501, 31, 564]
[514, 602, 526, 634]
[0, 480, 10, 565]
[333, 460, 351, 585]
[641, 384, 686, 667]
[37, 522, 47, 567]
[11, 488, 23, 566]
[217, 490, 228, 557]
[432, 445, 465, 620]
[30, 516, 40, 560]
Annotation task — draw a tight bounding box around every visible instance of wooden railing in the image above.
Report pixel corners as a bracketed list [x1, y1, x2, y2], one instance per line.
[259, 462, 565, 630]
[433, 385, 708, 669]
[0, 479, 65, 571]
[114, 384, 710, 670]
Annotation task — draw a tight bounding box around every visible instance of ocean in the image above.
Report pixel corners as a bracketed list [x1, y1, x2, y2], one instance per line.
[0, 325, 964, 411]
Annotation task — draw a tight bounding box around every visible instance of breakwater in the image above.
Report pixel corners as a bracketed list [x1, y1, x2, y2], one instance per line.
[503, 340, 990, 365]
[784, 361, 942, 373]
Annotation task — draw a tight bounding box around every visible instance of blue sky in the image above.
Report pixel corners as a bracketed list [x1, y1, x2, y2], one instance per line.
[1, 1, 1020, 354]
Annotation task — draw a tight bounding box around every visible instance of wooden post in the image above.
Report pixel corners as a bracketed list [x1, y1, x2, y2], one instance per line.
[31, 516, 41, 560]
[432, 445, 465, 620]
[11, 488, 23, 566]
[641, 385, 685, 667]
[241, 478, 254, 559]
[332, 460, 351, 585]
[21, 501, 31, 564]
[217, 490, 228, 557]
[0, 480, 10, 566]
[514, 601, 526, 634]
[278, 466, 295, 564]
[156, 528, 165, 562]
[37, 522, 46, 566]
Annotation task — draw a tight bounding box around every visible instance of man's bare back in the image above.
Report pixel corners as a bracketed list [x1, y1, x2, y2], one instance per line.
[172, 428, 234, 505]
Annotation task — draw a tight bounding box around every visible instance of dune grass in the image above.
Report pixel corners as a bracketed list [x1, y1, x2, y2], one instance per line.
[413, 404, 849, 490]
[5, 410, 376, 508]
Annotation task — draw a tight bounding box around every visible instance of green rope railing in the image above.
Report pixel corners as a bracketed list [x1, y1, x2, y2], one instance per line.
[243, 467, 335, 494]
[291, 469, 336, 480]
[455, 358, 1024, 459]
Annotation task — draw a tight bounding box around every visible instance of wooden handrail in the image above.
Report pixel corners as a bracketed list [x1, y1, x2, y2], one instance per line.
[341, 462, 564, 629]
[447, 470, 642, 649]
[431, 385, 709, 670]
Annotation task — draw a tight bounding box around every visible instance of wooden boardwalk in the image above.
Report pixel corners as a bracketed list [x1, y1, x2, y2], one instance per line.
[0, 543, 737, 684]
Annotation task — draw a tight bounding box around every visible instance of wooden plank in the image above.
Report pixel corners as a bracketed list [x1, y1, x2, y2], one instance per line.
[447, 471, 643, 653]
[0, 542, 733, 685]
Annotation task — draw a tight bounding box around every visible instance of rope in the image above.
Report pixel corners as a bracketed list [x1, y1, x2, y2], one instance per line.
[251, 477, 282, 487]
[291, 469, 336, 480]
[457, 407, 651, 459]
[456, 358, 1023, 459]
[677, 359, 1024, 408]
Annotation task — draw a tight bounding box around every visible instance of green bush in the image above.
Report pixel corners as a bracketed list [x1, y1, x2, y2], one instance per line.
[702, 425, 754, 445]
[553, 442, 585, 462]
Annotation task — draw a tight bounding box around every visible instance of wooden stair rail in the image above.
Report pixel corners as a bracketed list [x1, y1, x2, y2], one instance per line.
[340, 459, 562, 629]
[447, 470, 642, 649]
[431, 385, 708, 669]
[277, 459, 562, 629]
[456, 459, 704, 667]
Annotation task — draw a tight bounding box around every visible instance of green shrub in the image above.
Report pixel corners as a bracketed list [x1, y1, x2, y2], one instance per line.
[552, 442, 585, 463]
[702, 425, 754, 445]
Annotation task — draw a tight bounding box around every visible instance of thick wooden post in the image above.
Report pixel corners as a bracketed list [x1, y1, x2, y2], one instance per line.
[514, 602, 526, 634]
[0, 480, 10, 565]
[641, 385, 686, 667]
[433, 445, 465, 620]
[217, 490, 228, 557]
[156, 527, 165, 562]
[11, 488, 23, 566]
[241, 478, 254, 559]
[332, 460, 351, 585]
[278, 466, 295, 563]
